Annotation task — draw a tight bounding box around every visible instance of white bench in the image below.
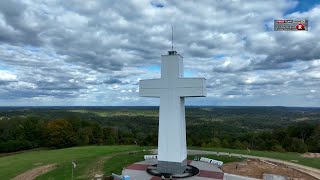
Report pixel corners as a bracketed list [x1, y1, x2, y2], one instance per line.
[200, 157, 223, 166]
[144, 155, 158, 160]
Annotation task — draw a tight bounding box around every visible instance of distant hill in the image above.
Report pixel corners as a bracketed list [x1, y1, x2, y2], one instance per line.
[0, 106, 319, 153]
[1, 106, 319, 129]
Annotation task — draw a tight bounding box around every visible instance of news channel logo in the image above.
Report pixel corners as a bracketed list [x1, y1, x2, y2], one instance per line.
[274, 19, 308, 31]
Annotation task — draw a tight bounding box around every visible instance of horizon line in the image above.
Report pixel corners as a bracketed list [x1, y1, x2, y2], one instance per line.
[0, 105, 320, 108]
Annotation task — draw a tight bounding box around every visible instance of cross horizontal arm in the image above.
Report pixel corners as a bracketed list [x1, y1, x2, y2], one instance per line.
[139, 79, 163, 97]
[176, 78, 206, 97]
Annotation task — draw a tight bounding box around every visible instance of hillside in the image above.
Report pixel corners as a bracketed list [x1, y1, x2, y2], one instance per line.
[0, 146, 319, 180]
[0, 106, 319, 153]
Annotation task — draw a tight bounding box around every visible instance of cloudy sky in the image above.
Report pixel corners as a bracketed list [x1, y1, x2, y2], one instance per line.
[0, 0, 319, 106]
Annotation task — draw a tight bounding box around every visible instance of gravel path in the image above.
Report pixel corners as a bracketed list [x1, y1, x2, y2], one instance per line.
[12, 164, 57, 180]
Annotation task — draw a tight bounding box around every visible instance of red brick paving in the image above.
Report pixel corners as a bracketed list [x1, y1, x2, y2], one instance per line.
[150, 177, 161, 180]
[126, 164, 149, 171]
[198, 170, 224, 179]
[150, 177, 178, 180]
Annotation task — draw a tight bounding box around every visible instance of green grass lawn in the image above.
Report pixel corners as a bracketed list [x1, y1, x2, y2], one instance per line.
[1, 146, 319, 180]
[103, 151, 150, 175]
[193, 147, 320, 169]
[0, 145, 145, 180]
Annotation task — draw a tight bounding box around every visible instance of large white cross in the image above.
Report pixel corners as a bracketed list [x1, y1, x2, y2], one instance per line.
[139, 52, 206, 174]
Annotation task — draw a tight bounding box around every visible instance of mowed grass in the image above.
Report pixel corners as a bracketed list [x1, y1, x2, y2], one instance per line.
[68, 109, 159, 117]
[0, 145, 145, 180]
[193, 147, 320, 169]
[104, 151, 150, 175]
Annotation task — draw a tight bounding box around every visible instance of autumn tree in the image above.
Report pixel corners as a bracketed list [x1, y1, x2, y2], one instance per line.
[45, 119, 76, 148]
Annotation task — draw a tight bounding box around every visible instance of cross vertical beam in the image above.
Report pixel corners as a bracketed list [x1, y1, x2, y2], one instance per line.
[139, 52, 206, 174]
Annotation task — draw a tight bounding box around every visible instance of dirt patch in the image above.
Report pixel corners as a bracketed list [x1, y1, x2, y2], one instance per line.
[302, 153, 320, 158]
[85, 155, 114, 178]
[221, 159, 317, 180]
[12, 164, 58, 180]
[83, 150, 146, 179]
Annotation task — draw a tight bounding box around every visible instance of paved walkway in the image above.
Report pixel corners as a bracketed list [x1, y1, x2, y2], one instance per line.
[123, 160, 224, 180]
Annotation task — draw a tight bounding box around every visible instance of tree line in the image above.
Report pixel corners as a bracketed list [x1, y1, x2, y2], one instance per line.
[0, 115, 319, 153]
[0, 116, 119, 152]
[188, 122, 320, 153]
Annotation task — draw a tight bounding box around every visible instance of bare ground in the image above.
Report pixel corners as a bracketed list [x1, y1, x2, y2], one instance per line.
[12, 164, 57, 180]
[302, 153, 320, 158]
[153, 149, 320, 179]
[83, 155, 114, 179]
[222, 159, 318, 180]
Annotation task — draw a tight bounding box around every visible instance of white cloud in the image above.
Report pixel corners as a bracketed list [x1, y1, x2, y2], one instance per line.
[0, 0, 319, 106]
[0, 70, 17, 81]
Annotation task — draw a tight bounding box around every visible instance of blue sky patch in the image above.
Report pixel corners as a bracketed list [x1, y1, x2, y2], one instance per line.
[0, 64, 15, 72]
[145, 65, 160, 71]
[25, 45, 41, 53]
[144, 65, 194, 77]
[286, 0, 319, 14]
[213, 54, 225, 59]
[151, 1, 164, 8]
[263, 20, 274, 32]
[184, 69, 195, 77]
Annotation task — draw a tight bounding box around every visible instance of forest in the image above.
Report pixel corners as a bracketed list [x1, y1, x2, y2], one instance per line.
[0, 106, 319, 153]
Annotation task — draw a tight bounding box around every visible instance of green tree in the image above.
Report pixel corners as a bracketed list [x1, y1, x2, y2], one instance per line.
[271, 144, 285, 152]
[289, 138, 308, 153]
[23, 116, 45, 148]
[65, 115, 82, 132]
[103, 127, 116, 145]
[222, 139, 230, 148]
[78, 127, 93, 145]
[91, 123, 104, 144]
[306, 125, 320, 152]
[45, 119, 76, 148]
[288, 123, 315, 142]
[233, 140, 245, 149]
[207, 137, 221, 147]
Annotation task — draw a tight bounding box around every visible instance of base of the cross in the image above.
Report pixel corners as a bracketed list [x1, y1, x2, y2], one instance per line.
[157, 159, 187, 174]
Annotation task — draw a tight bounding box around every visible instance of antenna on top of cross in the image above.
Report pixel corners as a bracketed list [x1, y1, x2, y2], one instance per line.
[168, 25, 177, 55]
[172, 25, 173, 51]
